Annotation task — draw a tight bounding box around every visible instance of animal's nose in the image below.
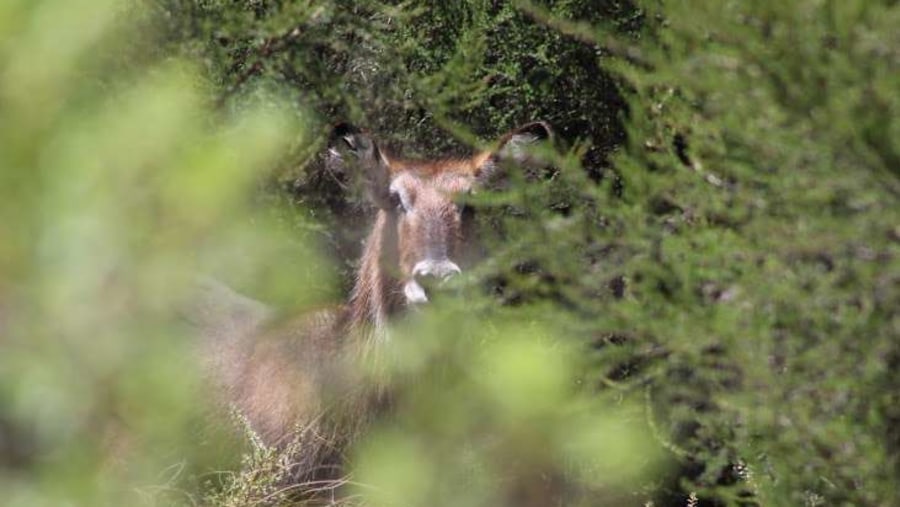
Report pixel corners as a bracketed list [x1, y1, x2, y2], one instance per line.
[412, 259, 461, 281]
[404, 260, 461, 305]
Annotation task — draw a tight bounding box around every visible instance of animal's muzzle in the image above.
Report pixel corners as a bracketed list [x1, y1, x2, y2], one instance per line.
[412, 259, 461, 280]
[404, 259, 462, 304]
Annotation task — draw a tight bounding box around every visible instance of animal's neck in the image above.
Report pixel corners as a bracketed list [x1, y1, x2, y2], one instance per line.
[348, 209, 403, 332]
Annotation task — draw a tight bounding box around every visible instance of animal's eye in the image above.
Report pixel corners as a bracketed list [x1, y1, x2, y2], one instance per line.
[389, 191, 405, 212]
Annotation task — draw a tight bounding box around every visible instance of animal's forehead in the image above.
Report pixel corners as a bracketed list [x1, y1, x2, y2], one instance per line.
[390, 171, 472, 195]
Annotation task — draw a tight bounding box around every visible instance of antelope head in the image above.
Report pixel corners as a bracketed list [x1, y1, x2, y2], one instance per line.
[329, 121, 554, 308]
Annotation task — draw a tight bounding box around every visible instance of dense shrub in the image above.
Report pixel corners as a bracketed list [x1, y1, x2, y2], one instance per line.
[2, 0, 898, 506]
[571, 1, 900, 504]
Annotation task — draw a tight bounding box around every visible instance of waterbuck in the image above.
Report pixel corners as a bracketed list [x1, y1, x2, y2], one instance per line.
[187, 121, 553, 487]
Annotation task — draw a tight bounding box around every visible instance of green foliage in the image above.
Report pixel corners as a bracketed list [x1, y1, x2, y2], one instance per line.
[4, 0, 899, 506]
[0, 1, 327, 504]
[535, 0, 900, 504]
[352, 309, 666, 507]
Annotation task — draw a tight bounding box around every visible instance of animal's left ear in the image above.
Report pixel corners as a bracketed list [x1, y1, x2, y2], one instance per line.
[326, 122, 395, 209]
[475, 121, 554, 184]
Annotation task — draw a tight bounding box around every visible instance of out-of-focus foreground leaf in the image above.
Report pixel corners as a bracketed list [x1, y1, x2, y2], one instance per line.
[0, 1, 318, 505]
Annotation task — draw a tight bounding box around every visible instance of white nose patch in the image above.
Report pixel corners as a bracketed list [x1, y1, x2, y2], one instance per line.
[404, 260, 462, 304]
[403, 279, 428, 304]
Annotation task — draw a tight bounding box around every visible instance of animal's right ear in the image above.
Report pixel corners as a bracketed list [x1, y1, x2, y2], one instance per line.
[495, 121, 554, 164]
[474, 121, 555, 187]
[327, 123, 394, 210]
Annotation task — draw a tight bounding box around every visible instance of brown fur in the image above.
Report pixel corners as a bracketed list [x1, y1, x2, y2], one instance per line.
[192, 122, 553, 489]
